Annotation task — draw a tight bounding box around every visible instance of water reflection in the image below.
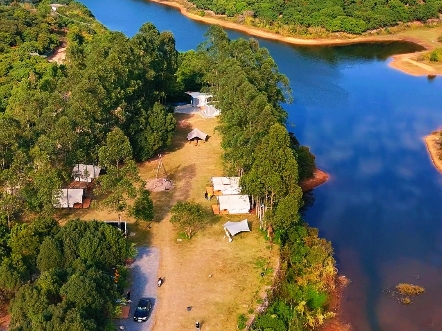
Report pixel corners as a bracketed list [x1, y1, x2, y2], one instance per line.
[296, 41, 425, 64]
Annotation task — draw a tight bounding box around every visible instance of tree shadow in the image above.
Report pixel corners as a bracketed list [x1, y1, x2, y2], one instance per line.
[170, 113, 195, 152]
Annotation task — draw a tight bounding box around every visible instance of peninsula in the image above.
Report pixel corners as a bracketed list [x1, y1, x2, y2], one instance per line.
[149, 0, 442, 77]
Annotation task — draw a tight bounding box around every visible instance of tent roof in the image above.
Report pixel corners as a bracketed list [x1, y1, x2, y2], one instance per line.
[212, 177, 241, 195]
[54, 188, 83, 208]
[223, 219, 250, 236]
[187, 128, 208, 141]
[72, 164, 101, 182]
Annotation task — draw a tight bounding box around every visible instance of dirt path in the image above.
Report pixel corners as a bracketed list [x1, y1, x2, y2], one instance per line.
[47, 42, 66, 64]
[141, 114, 279, 331]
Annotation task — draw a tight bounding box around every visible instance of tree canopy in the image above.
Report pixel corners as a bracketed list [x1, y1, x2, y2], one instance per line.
[189, 0, 442, 34]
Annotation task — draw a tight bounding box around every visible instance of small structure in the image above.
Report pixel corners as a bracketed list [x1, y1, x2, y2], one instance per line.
[49, 3, 64, 11]
[187, 128, 208, 145]
[223, 219, 250, 241]
[185, 91, 220, 117]
[72, 164, 101, 182]
[216, 195, 250, 214]
[54, 188, 85, 208]
[211, 177, 241, 195]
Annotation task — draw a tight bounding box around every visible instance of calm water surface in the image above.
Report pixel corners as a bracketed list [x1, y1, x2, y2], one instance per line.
[81, 1, 442, 329]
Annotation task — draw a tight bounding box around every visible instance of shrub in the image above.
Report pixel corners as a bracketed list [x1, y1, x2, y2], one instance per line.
[237, 314, 247, 330]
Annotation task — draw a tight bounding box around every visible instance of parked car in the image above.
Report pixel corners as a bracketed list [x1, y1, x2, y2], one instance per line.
[133, 298, 152, 322]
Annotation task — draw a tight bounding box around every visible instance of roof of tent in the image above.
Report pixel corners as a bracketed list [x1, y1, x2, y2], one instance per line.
[218, 194, 250, 214]
[223, 219, 250, 236]
[54, 188, 84, 208]
[187, 128, 208, 141]
[212, 177, 241, 195]
[72, 164, 101, 182]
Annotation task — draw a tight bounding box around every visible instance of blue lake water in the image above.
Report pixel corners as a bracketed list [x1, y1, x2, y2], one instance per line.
[80, 0, 442, 329]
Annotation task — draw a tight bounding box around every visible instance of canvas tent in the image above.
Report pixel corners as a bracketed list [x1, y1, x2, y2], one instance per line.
[218, 195, 250, 214]
[186, 91, 212, 107]
[187, 128, 208, 141]
[72, 164, 101, 182]
[185, 91, 220, 117]
[212, 177, 241, 195]
[54, 188, 84, 208]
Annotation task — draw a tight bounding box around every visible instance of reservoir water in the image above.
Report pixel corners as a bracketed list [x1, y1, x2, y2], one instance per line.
[80, 1, 442, 329]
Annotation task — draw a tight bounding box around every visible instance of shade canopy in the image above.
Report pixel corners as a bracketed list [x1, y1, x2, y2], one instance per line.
[223, 219, 250, 236]
[187, 128, 208, 141]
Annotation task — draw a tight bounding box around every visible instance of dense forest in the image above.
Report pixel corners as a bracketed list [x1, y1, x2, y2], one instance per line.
[0, 1, 336, 330]
[190, 0, 442, 34]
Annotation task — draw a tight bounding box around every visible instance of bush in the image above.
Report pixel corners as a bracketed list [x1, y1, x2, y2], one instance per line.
[237, 314, 247, 329]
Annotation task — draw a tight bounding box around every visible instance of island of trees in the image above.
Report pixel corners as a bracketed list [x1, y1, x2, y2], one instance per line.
[1, 1, 337, 330]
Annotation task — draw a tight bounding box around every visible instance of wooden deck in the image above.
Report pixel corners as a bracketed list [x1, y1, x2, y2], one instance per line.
[212, 204, 220, 215]
[73, 197, 91, 209]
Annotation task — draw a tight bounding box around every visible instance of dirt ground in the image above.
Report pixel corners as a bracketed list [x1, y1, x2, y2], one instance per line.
[57, 113, 279, 331]
[143, 114, 279, 331]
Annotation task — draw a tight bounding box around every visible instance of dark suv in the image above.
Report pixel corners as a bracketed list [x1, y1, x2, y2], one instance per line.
[133, 298, 152, 322]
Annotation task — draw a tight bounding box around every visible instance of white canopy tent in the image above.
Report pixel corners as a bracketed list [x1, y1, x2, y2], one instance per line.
[218, 194, 250, 214]
[223, 219, 250, 242]
[54, 188, 84, 208]
[72, 164, 101, 182]
[211, 177, 241, 195]
[187, 128, 208, 141]
[224, 219, 250, 236]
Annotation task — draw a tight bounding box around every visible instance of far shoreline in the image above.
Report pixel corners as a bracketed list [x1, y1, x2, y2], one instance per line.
[148, 0, 442, 77]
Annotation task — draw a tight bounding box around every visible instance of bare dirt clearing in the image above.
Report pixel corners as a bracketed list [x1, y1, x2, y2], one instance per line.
[62, 113, 279, 331]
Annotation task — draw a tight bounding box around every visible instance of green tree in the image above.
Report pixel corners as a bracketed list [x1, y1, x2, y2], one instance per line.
[96, 128, 140, 214]
[130, 188, 154, 224]
[37, 237, 64, 272]
[170, 201, 206, 239]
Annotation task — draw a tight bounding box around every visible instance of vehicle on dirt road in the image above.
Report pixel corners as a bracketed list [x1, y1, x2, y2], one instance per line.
[133, 298, 152, 322]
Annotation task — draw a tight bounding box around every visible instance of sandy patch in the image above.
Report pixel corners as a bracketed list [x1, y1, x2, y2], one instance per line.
[47, 43, 67, 64]
[300, 168, 330, 192]
[424, 130, 442, 173]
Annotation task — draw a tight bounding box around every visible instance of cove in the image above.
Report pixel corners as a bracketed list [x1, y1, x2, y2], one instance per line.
[80, 0, 442, 330]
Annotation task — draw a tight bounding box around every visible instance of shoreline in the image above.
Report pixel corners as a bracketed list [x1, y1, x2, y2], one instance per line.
[148, 0, 442, 77]
[300, 168, 330, 192]
[424, 130, 442, 173]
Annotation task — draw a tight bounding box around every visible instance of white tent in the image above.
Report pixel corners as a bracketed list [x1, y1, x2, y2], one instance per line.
[218, 195, 250, 214]
[72, 164, 101, 182]
[223, 219, 250, 236]
[54, 188, 84, 208]
[211, 177, 241, 195]
[186, 91, 212, 107]
[187, 128, 208, 141]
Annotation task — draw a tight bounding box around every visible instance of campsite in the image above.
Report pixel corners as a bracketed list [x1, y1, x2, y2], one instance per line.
[62, 112, 279, 330]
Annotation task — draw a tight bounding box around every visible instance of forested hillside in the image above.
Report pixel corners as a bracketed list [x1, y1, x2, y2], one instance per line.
[0, 3, 178, 328]
[190, 0, 442, 34]
[0, 1, 177, 221]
